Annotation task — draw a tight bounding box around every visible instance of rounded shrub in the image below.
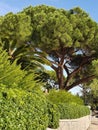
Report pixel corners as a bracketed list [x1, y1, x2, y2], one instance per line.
[0, 88, 48, 130]
[47, 101, 60, 129]
[46, 90, 83, 105]
[58, 103, 90, 119]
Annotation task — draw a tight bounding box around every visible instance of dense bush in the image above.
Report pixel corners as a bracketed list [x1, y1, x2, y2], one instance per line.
[46, 90, 90, 122]
[0, 48, 49, 129]
[0, 88, 48, 130]
[58, 103, 90, 119]
[47, 101, 60, 129]
[46, 90, 83, 105]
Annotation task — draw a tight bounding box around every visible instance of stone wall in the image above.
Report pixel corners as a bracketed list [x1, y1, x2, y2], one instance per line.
[47, 115, 91, 130]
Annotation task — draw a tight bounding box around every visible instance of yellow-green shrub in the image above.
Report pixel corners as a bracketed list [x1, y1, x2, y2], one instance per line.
[46, 90, 83, 105]
[58, 103, 90, 119]
[47, 101, 60, 129]
[0, 88, 48, 130]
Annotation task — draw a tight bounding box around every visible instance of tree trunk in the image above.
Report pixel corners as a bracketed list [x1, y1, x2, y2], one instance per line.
[56, 66, 64, 89]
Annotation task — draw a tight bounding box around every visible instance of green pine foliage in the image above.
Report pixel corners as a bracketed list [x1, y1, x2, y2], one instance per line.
[0, 12, 32, 45]
[22, 5, 98, 90]
[92, 60, 98, 76]
[1, 5, 98, 90]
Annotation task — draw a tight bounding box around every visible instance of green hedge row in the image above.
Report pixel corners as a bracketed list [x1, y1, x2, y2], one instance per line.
[0, 88, 90, 130]
[58, 103, 90, 119]
[0, 88, 48, 130]
[47, 102, 90, 128]
[46, 90, 83, 105]
[47, 101, 60, 129]
[46, 90, 90, 128]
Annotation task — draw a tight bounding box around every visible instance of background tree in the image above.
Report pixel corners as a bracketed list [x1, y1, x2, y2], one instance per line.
[89, 79, 98, 107]
[0, 12, 46, 71]
[0, 12, 32, 55]
[80, 60, 98, 106]
[0, 12, 32, 66]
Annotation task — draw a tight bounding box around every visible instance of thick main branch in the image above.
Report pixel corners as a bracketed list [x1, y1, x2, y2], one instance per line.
[64, 55, 94, 87]
[65, 75, 95, 90]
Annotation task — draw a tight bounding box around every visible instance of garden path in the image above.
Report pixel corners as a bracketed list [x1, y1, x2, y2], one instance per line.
[88, 115, 98, 130]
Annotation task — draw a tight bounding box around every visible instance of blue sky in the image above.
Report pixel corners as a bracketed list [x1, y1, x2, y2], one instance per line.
[0, 0, 97, 94]
[0, 0, 98, 22]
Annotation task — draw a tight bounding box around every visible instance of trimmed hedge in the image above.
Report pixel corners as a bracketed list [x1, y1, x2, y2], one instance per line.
[46, 90, 90, 129]
[47, 101, 60, 129]
[58, 103, 90, 119]
[0, 88, 48, 130]
[46, 102, 90, 129]
[46, 90, 83, 105]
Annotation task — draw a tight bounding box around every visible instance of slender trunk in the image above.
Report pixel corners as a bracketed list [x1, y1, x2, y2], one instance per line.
[56, 66, 64, 89]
